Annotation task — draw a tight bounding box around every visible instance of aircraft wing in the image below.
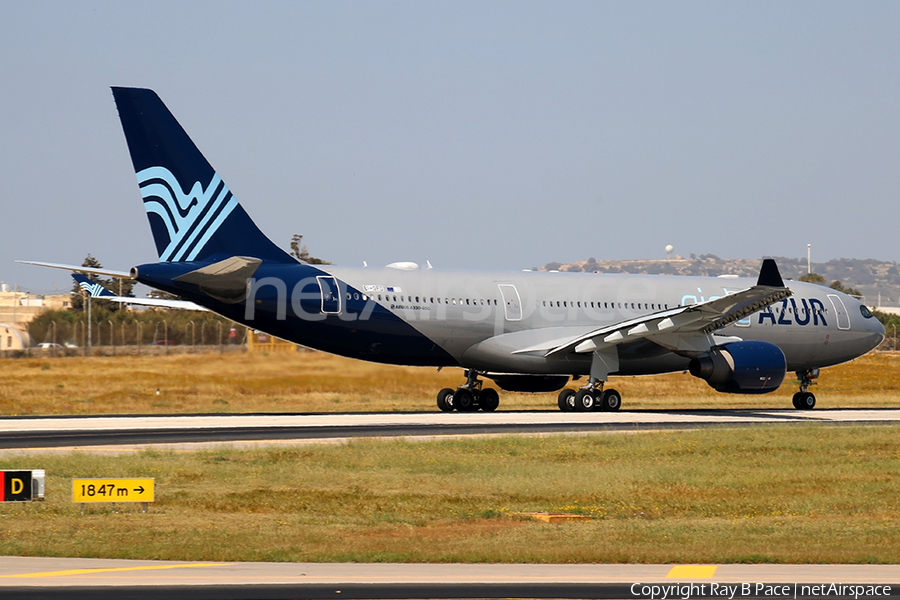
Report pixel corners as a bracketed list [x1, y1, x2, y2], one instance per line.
[542, 259, 792, 358]
[17, 260, 133, 279]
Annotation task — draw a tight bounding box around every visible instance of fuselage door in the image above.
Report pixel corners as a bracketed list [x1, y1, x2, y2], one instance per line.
[827, 294, 850, 330]
[317, 276, 341, 315]
[498, 284, 522, 321]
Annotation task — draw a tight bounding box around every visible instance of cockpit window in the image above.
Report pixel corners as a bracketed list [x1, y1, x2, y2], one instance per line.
[860, 305, 874, 319]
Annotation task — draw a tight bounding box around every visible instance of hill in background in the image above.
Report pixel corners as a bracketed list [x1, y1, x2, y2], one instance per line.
[538, 255, 900, 308]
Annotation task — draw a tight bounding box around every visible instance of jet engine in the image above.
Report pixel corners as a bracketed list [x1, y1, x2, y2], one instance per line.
[489, 375, 570, 393]
[688, 341, 786, 394]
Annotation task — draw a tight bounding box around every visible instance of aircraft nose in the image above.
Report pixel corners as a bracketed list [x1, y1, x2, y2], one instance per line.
[870, 314, 886, 345]
[862, 306, 886, 349]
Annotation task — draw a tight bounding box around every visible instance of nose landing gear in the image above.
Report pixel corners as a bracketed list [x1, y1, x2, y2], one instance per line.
[436, 370, 500, 412]
[792, 369, 819, 409]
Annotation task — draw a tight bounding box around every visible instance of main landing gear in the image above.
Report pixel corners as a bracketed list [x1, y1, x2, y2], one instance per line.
[792, 369, 819, 409]
[557, 379, 621, 412]
[436, 370, 500, 412]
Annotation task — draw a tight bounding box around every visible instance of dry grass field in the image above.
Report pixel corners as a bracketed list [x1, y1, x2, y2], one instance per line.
[1, 351, 899, 564]
[0, 425, 898, 563]
[0, 350, 898, 415]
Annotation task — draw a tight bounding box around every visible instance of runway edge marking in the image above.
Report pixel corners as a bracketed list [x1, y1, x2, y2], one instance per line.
[0, 563, 229, 578]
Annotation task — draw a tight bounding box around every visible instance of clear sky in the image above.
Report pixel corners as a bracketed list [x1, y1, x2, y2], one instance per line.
[2, 1, 899, 294]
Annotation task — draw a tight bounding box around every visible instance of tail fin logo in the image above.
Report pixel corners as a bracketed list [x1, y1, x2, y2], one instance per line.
[78, 280, 109, 298]
[137, 166, 238, 262]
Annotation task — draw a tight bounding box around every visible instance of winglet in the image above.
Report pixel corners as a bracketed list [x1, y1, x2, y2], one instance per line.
[756, 259, 785, 288]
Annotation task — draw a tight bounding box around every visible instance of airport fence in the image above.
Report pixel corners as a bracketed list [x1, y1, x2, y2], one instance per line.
[6, 311, 900, 357]
[4, 318, 301, 358]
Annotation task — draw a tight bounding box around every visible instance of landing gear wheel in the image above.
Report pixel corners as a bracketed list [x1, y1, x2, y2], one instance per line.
[437, 388, 455, 412]
[574, 390, 596, 412]
[794, 391, 816, 410]
[558, 389, 576, 412]
[600, 389, 621, 412]
[794, 369, 819, 409]
[454, 388, 477, 412]
[480, 388, 500, 412]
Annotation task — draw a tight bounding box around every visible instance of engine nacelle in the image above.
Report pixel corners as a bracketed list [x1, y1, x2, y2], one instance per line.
[688, 341, 786, 394]
[489, 375, 570, 393]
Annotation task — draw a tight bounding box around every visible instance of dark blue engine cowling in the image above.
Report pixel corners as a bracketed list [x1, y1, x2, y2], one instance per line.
[688, 341, 786, 394]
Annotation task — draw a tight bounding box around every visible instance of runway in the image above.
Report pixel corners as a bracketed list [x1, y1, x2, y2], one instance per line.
[1, 408, 899, 451]
[0, 557, 897, 599]
[2, 413, 899, 598]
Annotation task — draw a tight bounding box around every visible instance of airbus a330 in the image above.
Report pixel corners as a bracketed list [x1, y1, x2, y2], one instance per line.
[22, 88, 885, 412]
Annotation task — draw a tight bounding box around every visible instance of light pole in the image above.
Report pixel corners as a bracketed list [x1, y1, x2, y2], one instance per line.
[807, 244, 811, 275]
[86, 291, 92, 348]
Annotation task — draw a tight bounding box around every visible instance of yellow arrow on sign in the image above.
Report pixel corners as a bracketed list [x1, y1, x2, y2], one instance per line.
[72, 478, 154, 503]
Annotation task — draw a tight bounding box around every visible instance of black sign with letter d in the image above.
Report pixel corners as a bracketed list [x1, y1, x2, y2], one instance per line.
[1, 471, 33, 502]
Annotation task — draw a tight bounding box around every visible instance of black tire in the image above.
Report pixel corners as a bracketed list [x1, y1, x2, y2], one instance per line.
[797, 391, 816, 409]
[791, 392, 801, 409]
[455, 388, 477, 412]
[557, 389, 575, 412]
[574, 390, 596, 412]
[480, 388, 500, 412]
[437, 388, 455, 412]
[600, 389, 621, 412]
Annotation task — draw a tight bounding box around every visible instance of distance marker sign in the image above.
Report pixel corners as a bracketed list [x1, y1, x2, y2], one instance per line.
[72, 478, 154, 503]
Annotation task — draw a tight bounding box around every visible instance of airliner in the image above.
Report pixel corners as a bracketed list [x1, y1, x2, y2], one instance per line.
[22, 88, 885, 412]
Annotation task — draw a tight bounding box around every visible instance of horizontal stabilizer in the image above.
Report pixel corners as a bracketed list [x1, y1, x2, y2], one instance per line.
[105, 296, 208, 311]
[171, 256, 262, 304]
[16, 260, 132, 279]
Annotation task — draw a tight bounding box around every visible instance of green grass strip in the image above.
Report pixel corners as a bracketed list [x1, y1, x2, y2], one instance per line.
[1, 423, 898, 563]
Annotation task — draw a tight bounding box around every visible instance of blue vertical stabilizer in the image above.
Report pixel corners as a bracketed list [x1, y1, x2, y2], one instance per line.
[111, 87, 294, 264]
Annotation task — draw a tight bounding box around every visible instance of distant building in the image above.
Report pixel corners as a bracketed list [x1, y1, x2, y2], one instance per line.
[0, 324, 32, 350]
[0, 290, 70, 327]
